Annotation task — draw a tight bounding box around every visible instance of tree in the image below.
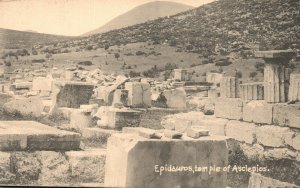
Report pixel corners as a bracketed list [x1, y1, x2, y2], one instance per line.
[104, 44, 110, 50]
[114, 53, 120, 60]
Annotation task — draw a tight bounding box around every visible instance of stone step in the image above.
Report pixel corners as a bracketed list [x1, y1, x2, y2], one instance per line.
[0, 121, 80, 151]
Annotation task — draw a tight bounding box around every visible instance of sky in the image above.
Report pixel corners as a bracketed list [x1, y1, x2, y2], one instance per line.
[0, 0, 214, 36]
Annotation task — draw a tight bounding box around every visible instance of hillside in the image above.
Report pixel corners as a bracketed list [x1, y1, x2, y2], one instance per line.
[0, 28, 76, 49]
[82, 1, 194, 36]
[77, 0, 299, 56]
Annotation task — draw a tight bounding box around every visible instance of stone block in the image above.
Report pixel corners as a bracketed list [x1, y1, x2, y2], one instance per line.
[285, 133, 300, 151]
[32, 77, 53, 91]
[163, 88, 187, 108]
[215, 98, 243, 120]
[226, 120, 256, 144]
[125, 82, 151, 108]
[254, 50, 296, 60]
[112, 89, 128, 107]
[273, 103, 300, 128]
[0, 121, 81, 151]
[206, 72, 223, 84]
[66, 149, 106, 183]
[138, 128, 162, 139]
[248, 173, 299, 188]
[70, 109, 93, 131]
[186, 126, 209, 138]
[174, 69, 189, 81]
[52, 81, 94, 108]
[239, 143, 264, 160]
[197, 116, 228, 136]
[37, 151, 71, 186]
[96, 107, 142, 129]
[105, 133, 228, 188]
[242, 101, 273, 124]
[263, 148, 297, 160]
[255, 125, 290, 147]
[163, 130, 182, 139]
[240, 82, 264, 101]
[208, 89, 220, 99]
[3, 97, 44, 118]
[0, 152, 15, 184]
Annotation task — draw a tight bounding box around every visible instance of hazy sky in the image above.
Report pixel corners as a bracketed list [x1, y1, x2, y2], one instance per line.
[0, 0, 214, 36]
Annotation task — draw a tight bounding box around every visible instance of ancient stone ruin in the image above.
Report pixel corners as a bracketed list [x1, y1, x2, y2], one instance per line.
[0, 50, 299, 187]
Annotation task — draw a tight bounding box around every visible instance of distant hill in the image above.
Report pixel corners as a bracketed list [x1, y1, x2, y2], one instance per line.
[76, 0, 299, 56]
[82, 1, 194, 36]
[0, 28, 75, 49]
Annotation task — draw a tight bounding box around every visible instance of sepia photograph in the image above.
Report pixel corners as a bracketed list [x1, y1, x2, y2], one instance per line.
[0, 0, 299, 187]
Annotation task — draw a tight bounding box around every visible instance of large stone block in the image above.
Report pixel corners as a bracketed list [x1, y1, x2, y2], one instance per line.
[96, 107, 142, 129]
[32, 77, 53, 91]
[273, 103, 300, 128]
[196, 116, 228, 136]
[52, 81, 94, 108]
[70, 109, 93, 131]
[215, 98, 243, 120]
[248, 173, 299, 188]
[125, 82, 151, 108]
[163, 88, 187, 108]
[174, 69, 189, 81]
[66, 149, 106, 183]
[3, 97, 44, 118]
[242, 101, 273, 124]
[255, 125, 291, 147]
[285, 133, 300, 151]
[105, 133, 228, 188]
[226, 120, 256, 144]
[0, 152, 15, 184]
[0, 121, 81, 151]
[206, 73, 223, 84]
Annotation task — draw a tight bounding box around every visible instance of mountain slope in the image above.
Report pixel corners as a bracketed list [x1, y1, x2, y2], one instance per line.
[0, 28, 75, 49]
[79, 0, 299, 55]
[83, 1, 194, 36]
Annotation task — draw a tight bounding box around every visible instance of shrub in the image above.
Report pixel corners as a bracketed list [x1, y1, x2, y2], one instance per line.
[215, 59, 232, 66]
[78, 61, 93, 66]
[32, 59, 46, 63]
[114, 53, 120, 60]
[129, 71, 140, 77]
[136, 51, 146, 56]
[86, 45, 93, 50]
[104, 44, 110, 50]
[236, 71, 242, 78]
[249, 72, 258, 78]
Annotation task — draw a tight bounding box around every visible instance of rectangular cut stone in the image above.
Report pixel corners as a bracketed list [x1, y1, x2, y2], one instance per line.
[226, 120, 256, 144]
[96, 107, 142, 129]
[196, 116, 228, 136]
[125, 82, 151, 108]
[220, 77, 239, 98]
[186, 126, 209, 138]
[208, 89, 220, 99]
[285, 133, 300, 151]
[66, 149, 106, 183]
[11, 82, 32, 90]
[0, 121, 80, 151]
[206, 73, 223, 84]
[105, 133, 228, 188]
[163, 130, 182, 139]
[240, 82, 264, 101]
[174, 69, 189, 81]
[264, 64, 290, 103]
[52, 81, 95, 108]
[288, 74, 300, 101]
[32, 77, 53, 91]
[242, 101, 273, 124]
[163, 88, 187, 108]
[255, 50, 297, 59]
[248, 173, 299, 188]
[138, 128, 162, 139]
[215, 98, 243, 120]
[273, 104, 300, 128]
[256, 125, 290, 147]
